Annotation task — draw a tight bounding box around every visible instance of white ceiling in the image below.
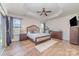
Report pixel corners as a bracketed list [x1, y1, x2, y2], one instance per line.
[3, 3, 79, 21]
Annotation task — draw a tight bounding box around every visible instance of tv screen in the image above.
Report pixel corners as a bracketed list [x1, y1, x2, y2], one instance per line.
[70, 16, 77, 27]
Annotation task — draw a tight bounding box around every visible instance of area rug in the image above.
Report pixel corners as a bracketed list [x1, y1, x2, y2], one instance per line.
[35, 39, 58, 53]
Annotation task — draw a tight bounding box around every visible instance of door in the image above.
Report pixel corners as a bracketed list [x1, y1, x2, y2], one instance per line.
[0, 16, 2, 48]
[0, 14, 6, 47]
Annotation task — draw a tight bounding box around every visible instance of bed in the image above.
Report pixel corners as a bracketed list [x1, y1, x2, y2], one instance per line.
[26, 25, 51, 45]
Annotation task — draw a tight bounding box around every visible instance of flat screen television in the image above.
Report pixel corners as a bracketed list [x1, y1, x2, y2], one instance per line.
[70, 16, 78, 27]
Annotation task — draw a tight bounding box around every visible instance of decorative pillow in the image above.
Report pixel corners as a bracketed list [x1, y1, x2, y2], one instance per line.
[30, 31, 36, 34]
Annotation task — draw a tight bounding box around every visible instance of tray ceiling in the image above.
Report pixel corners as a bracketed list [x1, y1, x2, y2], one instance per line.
[3, 3, 79, 21]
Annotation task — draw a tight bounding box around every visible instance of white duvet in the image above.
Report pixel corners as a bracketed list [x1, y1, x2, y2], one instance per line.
[27, 33, 50, 41]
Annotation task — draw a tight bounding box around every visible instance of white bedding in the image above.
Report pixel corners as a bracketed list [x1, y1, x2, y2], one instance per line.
[27, 33, 50, 41]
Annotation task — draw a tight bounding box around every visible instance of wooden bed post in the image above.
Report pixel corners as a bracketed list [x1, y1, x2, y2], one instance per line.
[35, 38, 38, 45]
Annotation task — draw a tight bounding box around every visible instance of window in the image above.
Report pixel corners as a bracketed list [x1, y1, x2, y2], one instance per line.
[40, 23, 44, 33]
[12, 18, 21, 41]
[13, 18, 21, 28]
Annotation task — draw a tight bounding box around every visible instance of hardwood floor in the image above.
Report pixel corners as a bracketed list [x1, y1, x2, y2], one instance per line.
[1, 39, 79, 56]
[0, 47, 5, 56]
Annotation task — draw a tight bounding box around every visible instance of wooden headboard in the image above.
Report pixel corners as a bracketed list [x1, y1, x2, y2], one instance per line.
[27, 25, 40, 33]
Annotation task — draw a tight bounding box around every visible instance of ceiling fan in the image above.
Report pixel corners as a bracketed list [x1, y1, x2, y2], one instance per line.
[37, 8, 52, 16]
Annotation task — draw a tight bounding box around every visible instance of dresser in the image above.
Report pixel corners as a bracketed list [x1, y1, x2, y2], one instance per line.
[20, 34, 27, 41]
[50, 31, 62, 40]
[70, 26, 79, 45]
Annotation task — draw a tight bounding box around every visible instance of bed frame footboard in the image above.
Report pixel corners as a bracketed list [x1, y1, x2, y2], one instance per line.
[35, 35, 51, 45]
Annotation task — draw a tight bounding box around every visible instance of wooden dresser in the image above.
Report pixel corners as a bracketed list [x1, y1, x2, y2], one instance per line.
[50, 31, 62, 40]
[70, 26, 79, 45]
[20, 34, 27, 41]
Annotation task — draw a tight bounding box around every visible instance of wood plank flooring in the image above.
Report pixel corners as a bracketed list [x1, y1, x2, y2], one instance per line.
[1, 39, 79, 56]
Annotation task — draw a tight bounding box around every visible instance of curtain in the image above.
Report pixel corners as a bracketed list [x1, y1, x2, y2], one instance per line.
[6, 16, 11, 46]
[6, 16, 13, 46]
[4, 16, 21, 46]
[9, 17, 13, 41]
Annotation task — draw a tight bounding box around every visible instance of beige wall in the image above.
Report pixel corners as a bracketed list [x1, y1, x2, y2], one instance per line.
[21, 17, 40, 33]
[46, 14, 77, 41]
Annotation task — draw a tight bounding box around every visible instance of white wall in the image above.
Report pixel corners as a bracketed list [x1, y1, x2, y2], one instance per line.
[0, 4, 7, 16]
[0, 4, 7, 47]
[21, 17, 40, 33]
[46, 14, 77, 41]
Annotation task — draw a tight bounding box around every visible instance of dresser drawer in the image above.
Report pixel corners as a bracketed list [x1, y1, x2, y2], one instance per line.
[51, 31, 62, 39]
[20, 34, 27, 41]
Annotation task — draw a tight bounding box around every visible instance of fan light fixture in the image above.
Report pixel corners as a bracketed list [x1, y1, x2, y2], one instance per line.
[37, 8, 52, 16]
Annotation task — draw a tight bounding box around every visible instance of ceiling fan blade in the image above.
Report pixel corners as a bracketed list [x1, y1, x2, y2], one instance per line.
[37, 11, 41, 13]
[40, 9, 44, 16]
[37, 8, 51, 16]
[43, 8, 45, 12]
[45, 12, 47, 16]
[40, 12, 43, 16]
[46, 11, 52, 13]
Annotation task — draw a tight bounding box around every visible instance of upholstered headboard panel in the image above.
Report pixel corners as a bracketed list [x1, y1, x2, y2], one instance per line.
[27, 25, 40, 33]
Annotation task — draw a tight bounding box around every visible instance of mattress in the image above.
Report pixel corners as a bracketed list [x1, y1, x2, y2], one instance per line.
[27, 33, 50, 41]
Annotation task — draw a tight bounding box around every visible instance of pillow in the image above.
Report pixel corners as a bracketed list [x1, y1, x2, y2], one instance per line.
[29, 31, 35, 34]
[28, 32, 31, 34]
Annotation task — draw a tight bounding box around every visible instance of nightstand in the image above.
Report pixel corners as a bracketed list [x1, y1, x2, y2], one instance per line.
[20, 34, 27, 41]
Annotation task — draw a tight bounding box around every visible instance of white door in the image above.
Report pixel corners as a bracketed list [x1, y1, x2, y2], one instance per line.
[0, 16, 2, 47]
